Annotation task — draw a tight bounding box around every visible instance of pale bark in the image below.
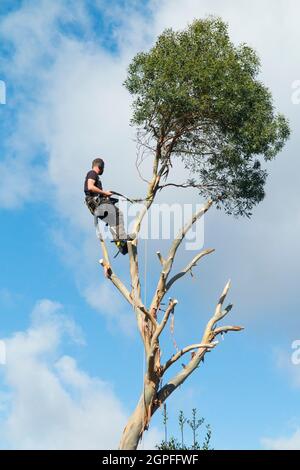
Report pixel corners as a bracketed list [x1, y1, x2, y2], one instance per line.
[118, 279, 243, 449]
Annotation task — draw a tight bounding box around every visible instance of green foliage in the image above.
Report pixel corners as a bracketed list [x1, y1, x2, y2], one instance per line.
[179, 410, 187, 448]
[156, 408, 213, 450]
[162, 403, 168, 443]
[124, 17, 290, 216]
[188, 408, 205, 449]
[156, 436, 184, 450]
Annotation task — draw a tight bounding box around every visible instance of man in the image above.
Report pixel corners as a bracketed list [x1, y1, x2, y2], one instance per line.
[84, 158, 130, 243]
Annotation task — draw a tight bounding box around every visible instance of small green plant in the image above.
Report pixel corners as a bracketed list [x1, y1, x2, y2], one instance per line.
[163, 403, 168, 443]
[156, 407, 213, 450]
[179, 410, 187, 448]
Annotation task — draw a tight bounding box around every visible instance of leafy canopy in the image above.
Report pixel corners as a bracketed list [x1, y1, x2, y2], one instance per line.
[124, 17, 290, 216]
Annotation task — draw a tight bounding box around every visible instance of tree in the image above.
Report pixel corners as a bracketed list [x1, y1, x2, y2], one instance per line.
[97, 17, 290, 450]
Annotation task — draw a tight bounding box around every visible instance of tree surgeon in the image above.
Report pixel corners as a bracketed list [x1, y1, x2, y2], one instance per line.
[84, 157, 133, 254]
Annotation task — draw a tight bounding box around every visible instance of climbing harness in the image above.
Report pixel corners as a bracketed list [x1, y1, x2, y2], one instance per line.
[85, 195, 101, 215]
[86, 191, 141, 257]
[89, 195, 130, 257]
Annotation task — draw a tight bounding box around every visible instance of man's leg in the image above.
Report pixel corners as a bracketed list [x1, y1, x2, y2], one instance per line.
[112, 205, 128, 240]
[95, 200, 129, 240]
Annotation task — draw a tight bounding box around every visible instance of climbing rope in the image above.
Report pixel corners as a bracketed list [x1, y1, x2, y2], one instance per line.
[95, 207, 149, 448]
[140, 237, 147, 450]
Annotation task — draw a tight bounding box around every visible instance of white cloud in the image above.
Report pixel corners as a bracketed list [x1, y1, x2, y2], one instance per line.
[2, 0, 299, 450]
[0, 298, 161, 449]
[260, 349, 300, 450]
[262, 428, 300, 450]
[0, 288, 16, 309]
[275, 347, 300, 388]
[83, 282, 136, 336]
[257, 345, 300, 456]
[0, 299, 128, 449]
[146, 0, 300, 326]
[0, 0, 146, 214]
[138, 426, 163, 451]
[0, 1, 151, 329]
[1, 0, 300, 328]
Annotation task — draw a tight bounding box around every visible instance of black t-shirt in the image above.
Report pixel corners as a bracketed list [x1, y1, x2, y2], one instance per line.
[84, 170, 103, 196]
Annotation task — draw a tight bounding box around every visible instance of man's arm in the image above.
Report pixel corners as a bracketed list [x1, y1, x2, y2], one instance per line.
[87, 179, 112, 197]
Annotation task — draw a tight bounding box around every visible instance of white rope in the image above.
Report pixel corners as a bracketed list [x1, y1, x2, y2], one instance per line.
[140, 237, 147, 450]
[95, 213, 148, 448]
[97, 215, 149, 449]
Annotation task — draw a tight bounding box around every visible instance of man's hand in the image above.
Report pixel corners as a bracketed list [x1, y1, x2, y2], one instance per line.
[103, 191, 113, 197]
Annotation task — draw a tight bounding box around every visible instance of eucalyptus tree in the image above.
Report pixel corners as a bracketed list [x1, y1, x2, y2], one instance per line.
[98, 17, 289, 450]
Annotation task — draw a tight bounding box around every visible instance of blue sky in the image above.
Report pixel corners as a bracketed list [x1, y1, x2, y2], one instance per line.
[0, 0, 300, 450]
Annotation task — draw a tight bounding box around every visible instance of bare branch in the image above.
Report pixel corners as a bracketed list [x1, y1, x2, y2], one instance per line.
[135, 131, 152, 184]
[158, 182, 217, 191]
[215, 280, 231, 319]
[151, 298, 178, 346]
[96, 232, 134, 307]
[97, 234, 154, 333]
[213, 325, 244, 336]
[214, 303, 233, 323]
[165, 200, 213, 276]
[153, 280, 243, 409]
[203, 280, 233, 334]
[156, 251, 165, 266]
[99, 258, 133, 306]
[149, 200, 213, 316]
[136, 136, 157, 154]
[165, 248, 215, 291]
[162, 342, 218, 373]
[138, 304, 159, 329]
[131, 170, 161, 236]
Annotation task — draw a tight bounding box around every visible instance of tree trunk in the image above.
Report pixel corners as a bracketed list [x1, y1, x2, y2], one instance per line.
[119, 376, 158, 450]
[119, 394, 145, 450]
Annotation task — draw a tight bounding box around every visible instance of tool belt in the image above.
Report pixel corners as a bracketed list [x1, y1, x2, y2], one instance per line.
[85, 195, 102, 215]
